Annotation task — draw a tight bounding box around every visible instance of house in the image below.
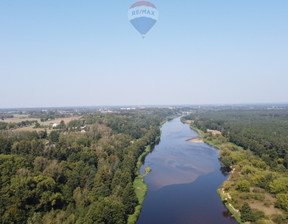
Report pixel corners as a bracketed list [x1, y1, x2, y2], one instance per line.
[52, 123, 58, 128]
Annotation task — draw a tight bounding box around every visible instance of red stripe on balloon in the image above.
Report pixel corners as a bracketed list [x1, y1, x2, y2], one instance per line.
[130, 1, 157, 9]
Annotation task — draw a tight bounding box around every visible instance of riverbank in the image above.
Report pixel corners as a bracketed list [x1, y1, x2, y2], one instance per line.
[201, 134, 241, 223]
[182, 120, 243, 223]
[128, 116, 178, 224]
[184, 122, 286, 224]
[127, 136, 161, 224]
[127, 145, 151, 224]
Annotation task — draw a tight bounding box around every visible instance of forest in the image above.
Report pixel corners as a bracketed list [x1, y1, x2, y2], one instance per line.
[185, 109, 288, 167]
[0, 108, 175, 224]
[183, 107, 288, 224]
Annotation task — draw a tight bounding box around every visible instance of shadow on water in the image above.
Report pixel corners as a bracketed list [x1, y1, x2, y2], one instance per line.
[220, 166, 232, 176]
[137, 171, 238, 224]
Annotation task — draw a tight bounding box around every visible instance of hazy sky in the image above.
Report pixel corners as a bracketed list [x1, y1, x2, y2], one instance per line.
[1, 0, 287, 108]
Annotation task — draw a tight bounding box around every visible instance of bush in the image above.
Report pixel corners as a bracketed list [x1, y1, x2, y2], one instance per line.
[275, 194, 288, 211]
[240, 202, 256, 222]
[252, 193, 265, 201]
[49, 131, 59, 143]
[253, 210, 265, 220]
[236, 180, 250, 192]
[272, 214, 288, 224]
[269, 178, 288, 194]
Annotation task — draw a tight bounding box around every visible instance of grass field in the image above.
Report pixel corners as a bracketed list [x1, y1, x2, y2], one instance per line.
[3, 116, 82, 133]
[3, 116, 40, 123]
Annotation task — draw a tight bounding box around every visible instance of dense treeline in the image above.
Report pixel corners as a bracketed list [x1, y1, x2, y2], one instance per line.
[0, 109, 173, 224]
[185, 109, 288, 168]
[27, 110, 76, 122]
[0, 114, 14, 120]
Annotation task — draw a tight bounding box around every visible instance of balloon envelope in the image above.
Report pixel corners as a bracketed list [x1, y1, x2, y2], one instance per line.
[128, 1, 158, 36]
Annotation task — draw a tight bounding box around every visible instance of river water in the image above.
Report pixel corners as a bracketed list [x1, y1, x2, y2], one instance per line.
[136, 117, 238, 224]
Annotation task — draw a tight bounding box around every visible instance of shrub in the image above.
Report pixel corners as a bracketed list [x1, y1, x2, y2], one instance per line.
[236, 180, 250, 192]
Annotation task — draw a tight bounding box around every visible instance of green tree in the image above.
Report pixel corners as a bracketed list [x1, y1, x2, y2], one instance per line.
[39, 130, 48, 139]
[122, 182, 138, 214]
[91, 166, 112, 200]
[77, 137, 91, 147]
[83, 197, 126, 224]
[33, 156, 48, 172]
[240, 202, 255, 222]
[49, 131, 59, 143]
[34, 121, 40, 128]
[269, 178, 288, 194]
[236, 180, 250, 192]
[58, 120, 66, 129]
[275, 194, 288, 211]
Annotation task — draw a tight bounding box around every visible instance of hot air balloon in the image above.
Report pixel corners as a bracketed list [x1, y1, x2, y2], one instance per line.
[128, 1, 158, 37]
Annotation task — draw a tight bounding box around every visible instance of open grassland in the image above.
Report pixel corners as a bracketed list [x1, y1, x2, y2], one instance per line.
[5, 116, 82, 133]
[40, 116, 82, 126]
[3, 116, 40, 123]
[3, 114, 81, 125]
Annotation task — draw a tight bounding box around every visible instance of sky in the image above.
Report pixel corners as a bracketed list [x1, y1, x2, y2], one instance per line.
[0, 0, 287, 108]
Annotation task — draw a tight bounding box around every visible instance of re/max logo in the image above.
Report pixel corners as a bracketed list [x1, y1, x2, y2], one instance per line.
[132, 9, 156, 16]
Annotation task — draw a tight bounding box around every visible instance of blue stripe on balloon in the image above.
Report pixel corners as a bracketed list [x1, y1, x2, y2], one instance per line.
[130, 17, 157, 35]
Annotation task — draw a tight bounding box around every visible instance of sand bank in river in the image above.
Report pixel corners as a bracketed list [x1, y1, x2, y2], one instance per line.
[186, 137, 204, 143]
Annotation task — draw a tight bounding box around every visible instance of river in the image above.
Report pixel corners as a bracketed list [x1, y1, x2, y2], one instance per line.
[136, 117, 238, 224]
